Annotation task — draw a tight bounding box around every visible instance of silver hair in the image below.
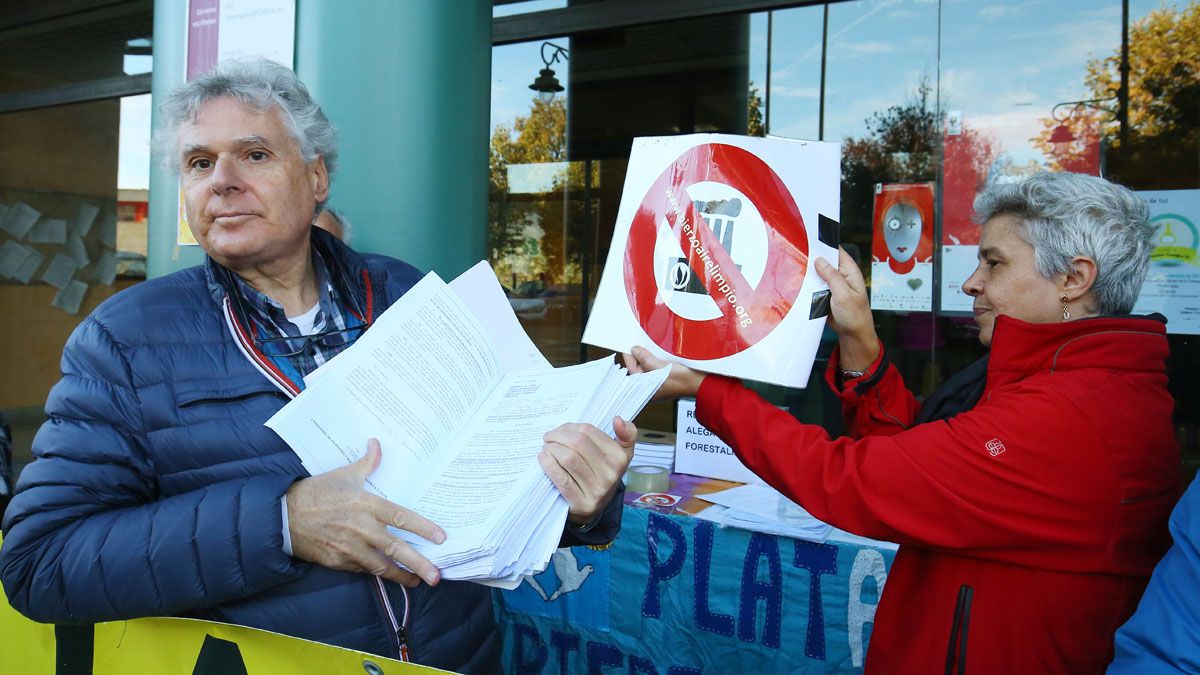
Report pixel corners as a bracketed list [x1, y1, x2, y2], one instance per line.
[152, 57, 338, 178]
[973, 172, 1152, 315]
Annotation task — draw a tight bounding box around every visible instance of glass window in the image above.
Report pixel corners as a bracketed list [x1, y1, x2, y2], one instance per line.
[490, 15, 764, 430]
[0, 96, 149, 417]
[494, 0, 567, 19]
[760, 2, 941, 424]
[485, 1, 1199, 468]
[1121, 0, 1200, 473]
[0, 5, 153, 95]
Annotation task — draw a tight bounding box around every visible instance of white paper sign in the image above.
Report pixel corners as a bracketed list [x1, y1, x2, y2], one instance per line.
[674, 399, 762, 484]
[96, 213, 117, 248]
[28, 218, 68, 244]
[65, 233, 91, 267]
[93, 249, 118, 286]
[1, 202, 41, 240]
[52, 279, 89, 315]
[1132, 189, 1200, 334]
[13, 249, 44, 284]
[70, 201, 100, 236]
[583, 134, 840, 388]
[0, 240, 33, 279]
[41, 252, 79, 289]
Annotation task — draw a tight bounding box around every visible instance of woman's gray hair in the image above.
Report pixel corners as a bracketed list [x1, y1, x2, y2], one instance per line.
[152, 57, 338, 177]
[973, 172, 1152, 315]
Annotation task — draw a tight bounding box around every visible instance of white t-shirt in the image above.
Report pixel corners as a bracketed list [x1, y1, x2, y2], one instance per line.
[288, 303, 323, 335]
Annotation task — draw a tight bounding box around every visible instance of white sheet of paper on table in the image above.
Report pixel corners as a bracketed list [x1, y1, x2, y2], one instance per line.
[1, 202, 41, 240]
[28, 218, 68, 245]
[13, 248, 44, 284]
[41, 252, 79, 289]
[70, 201, 100, 236]
[51, 279, 88, 315]
[697, 483, 832, 541]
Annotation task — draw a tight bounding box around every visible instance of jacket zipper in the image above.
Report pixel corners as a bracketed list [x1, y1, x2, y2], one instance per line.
[223, 289, 409, 661]
[945, 584, 974, 675]
[372, 576, 411, 661]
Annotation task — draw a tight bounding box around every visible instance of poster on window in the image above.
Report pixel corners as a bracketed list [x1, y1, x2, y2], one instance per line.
[869, 183, 934, 312]
[178, 0, 297, 245]
[582, 134, 841, 388]
[939, 115, 990, 312]
[1131, 189, 1200, 335]
[939, 110, 1101, 311]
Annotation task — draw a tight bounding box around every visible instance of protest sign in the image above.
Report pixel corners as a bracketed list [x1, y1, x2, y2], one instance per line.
[584, 134, 840, 388]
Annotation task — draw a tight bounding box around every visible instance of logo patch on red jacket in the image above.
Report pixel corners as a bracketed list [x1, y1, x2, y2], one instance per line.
[985, 438, 1006, 457]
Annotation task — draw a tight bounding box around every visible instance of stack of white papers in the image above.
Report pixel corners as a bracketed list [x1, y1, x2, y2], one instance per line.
[632, 430, 675, 472]
[267, 262, 669, 587]
[696, 483, 832, 542]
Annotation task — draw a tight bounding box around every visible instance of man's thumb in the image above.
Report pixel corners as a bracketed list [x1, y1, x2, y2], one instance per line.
[613, 417, 638, 449]
[351, 438, 383, 480]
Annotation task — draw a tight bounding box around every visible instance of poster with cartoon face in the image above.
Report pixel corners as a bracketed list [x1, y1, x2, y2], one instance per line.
[870, 183, 934, 311]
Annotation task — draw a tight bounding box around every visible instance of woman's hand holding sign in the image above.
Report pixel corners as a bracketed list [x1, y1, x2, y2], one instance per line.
[814, 247, 881, 372]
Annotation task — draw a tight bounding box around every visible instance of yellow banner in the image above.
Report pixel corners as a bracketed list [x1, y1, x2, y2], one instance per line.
[0, 538, 448, 673]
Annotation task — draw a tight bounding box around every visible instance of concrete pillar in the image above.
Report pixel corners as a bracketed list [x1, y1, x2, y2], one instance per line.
[147, 0, 205, 277]
[296, 0, 491, 278]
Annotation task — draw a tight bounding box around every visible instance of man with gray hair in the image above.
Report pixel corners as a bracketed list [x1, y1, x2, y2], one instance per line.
[0, 58, 634, 673]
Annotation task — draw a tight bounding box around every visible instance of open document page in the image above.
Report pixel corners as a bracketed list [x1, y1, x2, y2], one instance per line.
[269, 272, 501, 486]
[267, 263, 669, 583]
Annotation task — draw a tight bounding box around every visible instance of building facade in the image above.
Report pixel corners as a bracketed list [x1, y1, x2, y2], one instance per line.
[1, 0, 1197, 475]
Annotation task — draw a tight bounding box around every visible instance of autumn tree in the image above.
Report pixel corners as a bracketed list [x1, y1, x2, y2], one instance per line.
[489, 97, 595, 289]
[839, 79, 940, 243]
[1032, 4, 1199, 184]
[748, 83, 765, 137]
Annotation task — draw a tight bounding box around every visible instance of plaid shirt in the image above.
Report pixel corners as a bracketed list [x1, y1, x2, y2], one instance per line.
[230, 252, 363, 387]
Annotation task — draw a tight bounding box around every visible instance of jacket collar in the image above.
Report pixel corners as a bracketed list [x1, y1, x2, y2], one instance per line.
[984, 313, 1168, 394]
[204, 226, 375, 322]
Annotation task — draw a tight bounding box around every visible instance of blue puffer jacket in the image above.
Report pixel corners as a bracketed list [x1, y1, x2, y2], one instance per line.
[0, 230, 622, 673]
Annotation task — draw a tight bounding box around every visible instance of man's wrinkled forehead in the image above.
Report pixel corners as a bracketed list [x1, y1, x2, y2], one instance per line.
[176, 97, 297, 156]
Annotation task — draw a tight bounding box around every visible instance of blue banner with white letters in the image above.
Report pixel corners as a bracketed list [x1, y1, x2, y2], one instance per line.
[496, 506, 896, 674]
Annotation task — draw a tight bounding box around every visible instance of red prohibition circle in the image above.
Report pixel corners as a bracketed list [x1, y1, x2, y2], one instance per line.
[623, 143, 809, 360]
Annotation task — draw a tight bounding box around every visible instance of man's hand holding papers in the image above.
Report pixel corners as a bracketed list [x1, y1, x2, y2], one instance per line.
[267, 262, 670, 586]
[542, 418, 637, 526]
[285, 438, 446, 588]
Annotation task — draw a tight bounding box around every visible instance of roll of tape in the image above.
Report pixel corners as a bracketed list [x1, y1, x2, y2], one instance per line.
[626, 465, 670, 494]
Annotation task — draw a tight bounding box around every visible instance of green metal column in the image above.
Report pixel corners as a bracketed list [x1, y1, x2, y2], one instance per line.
[148, 0, 491, 279]
[297, 0, 491, 278]
[147, 0, 206, 278]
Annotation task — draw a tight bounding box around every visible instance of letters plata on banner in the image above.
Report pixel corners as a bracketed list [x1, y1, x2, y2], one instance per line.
[583, 133, 840, 388]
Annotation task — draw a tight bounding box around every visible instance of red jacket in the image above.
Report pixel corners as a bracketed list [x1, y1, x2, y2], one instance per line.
[695, 315, 1179, 674]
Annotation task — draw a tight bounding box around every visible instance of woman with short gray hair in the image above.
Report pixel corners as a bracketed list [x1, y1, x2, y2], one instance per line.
[624, 171, 1180, 673]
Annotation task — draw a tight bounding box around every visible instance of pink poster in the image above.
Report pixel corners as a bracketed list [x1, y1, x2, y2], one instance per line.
[186, 0, 220, 81]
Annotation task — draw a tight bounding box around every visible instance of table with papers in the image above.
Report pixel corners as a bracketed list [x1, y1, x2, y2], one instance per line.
[494, 473, 898, 674]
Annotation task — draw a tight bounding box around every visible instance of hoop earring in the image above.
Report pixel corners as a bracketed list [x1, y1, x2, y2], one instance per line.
[1061, 294, 1071, 321]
